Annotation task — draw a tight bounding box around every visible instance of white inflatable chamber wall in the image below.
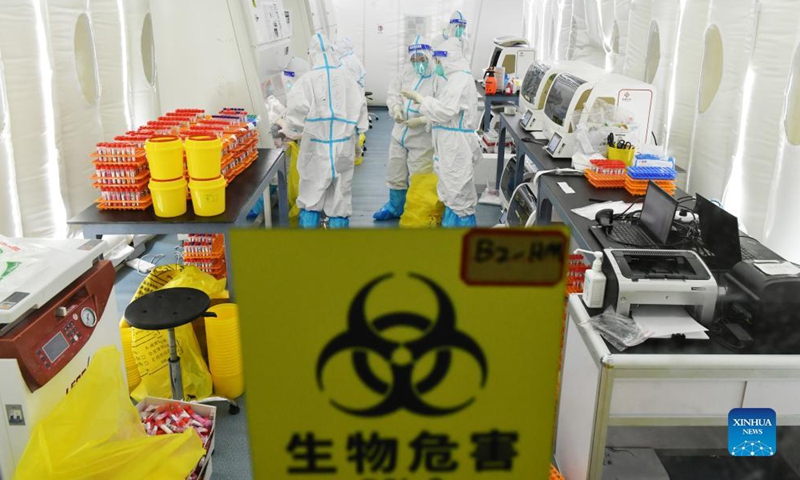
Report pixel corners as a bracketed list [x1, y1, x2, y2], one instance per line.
[45, 0, 104, 219]
[0, 60, 20, 237]
[723, 0, 800, 239]
[0, 1, 66, 238]
[643, 0, 680, 146]
[686, 0, 758, 202]
[665, 0, 711, 169]
[763, 24, 800, 261]
[89, 0, 130, 136]
[567, 0, 605, 67]
[622, 0, 652, 80]
[611, 0, 632, 73]
[124, 0, 159, 128]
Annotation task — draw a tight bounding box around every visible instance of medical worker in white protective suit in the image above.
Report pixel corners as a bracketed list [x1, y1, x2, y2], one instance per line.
[401, 37, 481, 227]
[334, 38, 367, 91]
[374, 36, 435, 221]
[434, 11, 471, 61]
[282, 33, 369, 228]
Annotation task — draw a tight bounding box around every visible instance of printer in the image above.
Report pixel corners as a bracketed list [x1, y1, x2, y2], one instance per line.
[725, 260, 800, 323]
[602, 249, 718, 324]
[0, 237, 123, 478]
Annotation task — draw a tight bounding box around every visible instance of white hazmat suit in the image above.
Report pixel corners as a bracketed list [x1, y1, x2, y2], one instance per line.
[283, 33, 369, 228]
[403, 37, 481, 226]
[374, 36, 436, 220]
[335, 38, 367, 92]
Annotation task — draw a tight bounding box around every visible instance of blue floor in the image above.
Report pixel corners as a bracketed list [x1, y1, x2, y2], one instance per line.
[112, 107, 501, 479]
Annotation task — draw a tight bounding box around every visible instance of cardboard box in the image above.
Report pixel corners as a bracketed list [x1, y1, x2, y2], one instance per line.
[136, 397, 216, 480]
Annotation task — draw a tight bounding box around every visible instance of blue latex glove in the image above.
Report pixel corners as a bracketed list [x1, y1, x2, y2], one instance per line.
[373, 189, 407, 221]
[299, 209, 321, 228]
[329, 217, 350, 229]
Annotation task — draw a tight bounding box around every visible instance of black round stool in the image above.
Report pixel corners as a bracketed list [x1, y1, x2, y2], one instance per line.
[125, 287, 216, 400]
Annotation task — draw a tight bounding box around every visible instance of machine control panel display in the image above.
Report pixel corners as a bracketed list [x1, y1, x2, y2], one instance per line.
[42, 332, 69, 363]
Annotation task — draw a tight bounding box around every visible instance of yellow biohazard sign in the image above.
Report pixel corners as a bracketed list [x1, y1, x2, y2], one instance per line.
[231, 228, 569, 479]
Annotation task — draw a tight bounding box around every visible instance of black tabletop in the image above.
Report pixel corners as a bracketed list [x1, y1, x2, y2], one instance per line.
[69, 148, 282, 227]
[125, 287, 211, 330]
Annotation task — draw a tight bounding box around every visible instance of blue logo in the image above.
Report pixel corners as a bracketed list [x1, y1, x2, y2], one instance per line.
[728, 408, 776, 457]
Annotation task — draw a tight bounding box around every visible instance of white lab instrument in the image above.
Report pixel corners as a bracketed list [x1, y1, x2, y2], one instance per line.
[150, 0, 297, 148]
[499, 156, 537, 209]
[542, 72, 657, 159]
[0, 238, 123, 478]
[519, 61, 606, 133]
[487, 37, 536, 79]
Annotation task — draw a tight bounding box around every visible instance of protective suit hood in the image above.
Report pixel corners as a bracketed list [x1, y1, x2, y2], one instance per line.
[407, 35, 433, 76]
[308, 33, 341, 69]
[436, 37, 471, 77]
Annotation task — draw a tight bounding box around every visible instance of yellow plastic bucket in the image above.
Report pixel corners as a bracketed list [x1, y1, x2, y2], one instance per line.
[149, 177, 187, 218]
[145, 136, 184, 180]
[205, 303, 244, 398]
[185, 135, 223, 180]
[189, 176, 226, 216]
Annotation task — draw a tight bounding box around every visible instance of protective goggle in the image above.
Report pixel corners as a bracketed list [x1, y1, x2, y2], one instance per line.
[449, 18, 467, 26]
[407, 44, 432, 53]
[283, 70, 296, 78]
[432, 51, 448, 58]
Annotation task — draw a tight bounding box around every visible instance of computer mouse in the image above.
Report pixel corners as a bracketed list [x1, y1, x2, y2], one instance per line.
[595, 208, 614, 231]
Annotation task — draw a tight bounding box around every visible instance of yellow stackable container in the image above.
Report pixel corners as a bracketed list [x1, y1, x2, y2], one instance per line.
[189, 176, 226, 216]
[149, 177, 188, 218]
[607, 145, 636, 166]
[145, 136, 184, 180]
[205, 303, 244, 399]
[185, 134, 223, 180]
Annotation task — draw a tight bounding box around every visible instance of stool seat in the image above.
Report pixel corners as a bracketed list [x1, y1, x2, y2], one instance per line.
[125, 287, 211, 330]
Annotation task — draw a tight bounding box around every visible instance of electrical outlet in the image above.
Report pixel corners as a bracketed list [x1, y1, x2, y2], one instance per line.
[6, 405, 24, 426]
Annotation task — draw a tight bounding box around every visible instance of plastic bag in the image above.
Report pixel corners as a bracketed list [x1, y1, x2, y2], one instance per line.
[124, 265, 224, 402]
[0, 235, 46, 294]
[588, 306, 651, 351]
[14, 347, 204, 480]
[354, 132, 366, 165]
[286, 140, 301, 226]
[399, 173, 445, 228]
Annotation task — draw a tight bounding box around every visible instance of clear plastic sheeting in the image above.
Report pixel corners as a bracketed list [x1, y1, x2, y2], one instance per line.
[89, 0, 131, 136]
[46, 0, 104, 219]
[567, 0, 606, 67]
[723, 0, 800, 240]
[686, 0, 758, 202]
[0, 1, 67, 238]
[665, 0, 711, 169]
[124, 0, 159, 128]
[764, 30, 800, 263]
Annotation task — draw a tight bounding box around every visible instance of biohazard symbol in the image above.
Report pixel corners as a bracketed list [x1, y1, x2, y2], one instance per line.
[316, 273, 487, 417]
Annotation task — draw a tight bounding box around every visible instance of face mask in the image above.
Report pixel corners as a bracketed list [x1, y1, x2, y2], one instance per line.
[435, 63, 445, 77]
[455, 25, 465, 38]
[412, 61, 428, 75]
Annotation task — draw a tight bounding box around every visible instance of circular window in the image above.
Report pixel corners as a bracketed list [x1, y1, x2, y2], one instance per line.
[644, 21, 660, 83]
[784, 46, 800, 145]
[698, 25, 723, 114]
[74, 14, 99, 105]
[141, 13, 156, 87]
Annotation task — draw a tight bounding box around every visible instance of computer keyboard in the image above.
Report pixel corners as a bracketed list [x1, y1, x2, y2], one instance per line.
[741, 248, 757, 260]
[608, 223, 655, 247]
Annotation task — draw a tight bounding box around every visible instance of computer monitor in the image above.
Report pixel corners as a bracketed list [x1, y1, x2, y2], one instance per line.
[696, 193, 742, 268]
[545, 133, 562, 155]
[640, 182, 678, 244]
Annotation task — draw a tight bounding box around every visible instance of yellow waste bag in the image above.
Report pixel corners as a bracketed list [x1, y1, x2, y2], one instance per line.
[286, 141, 301, 227]
[14, 347, 204, 480]
[354, 132, 366, 165]
[399, 172, 445, 228]
[124, 265, 225, 402]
